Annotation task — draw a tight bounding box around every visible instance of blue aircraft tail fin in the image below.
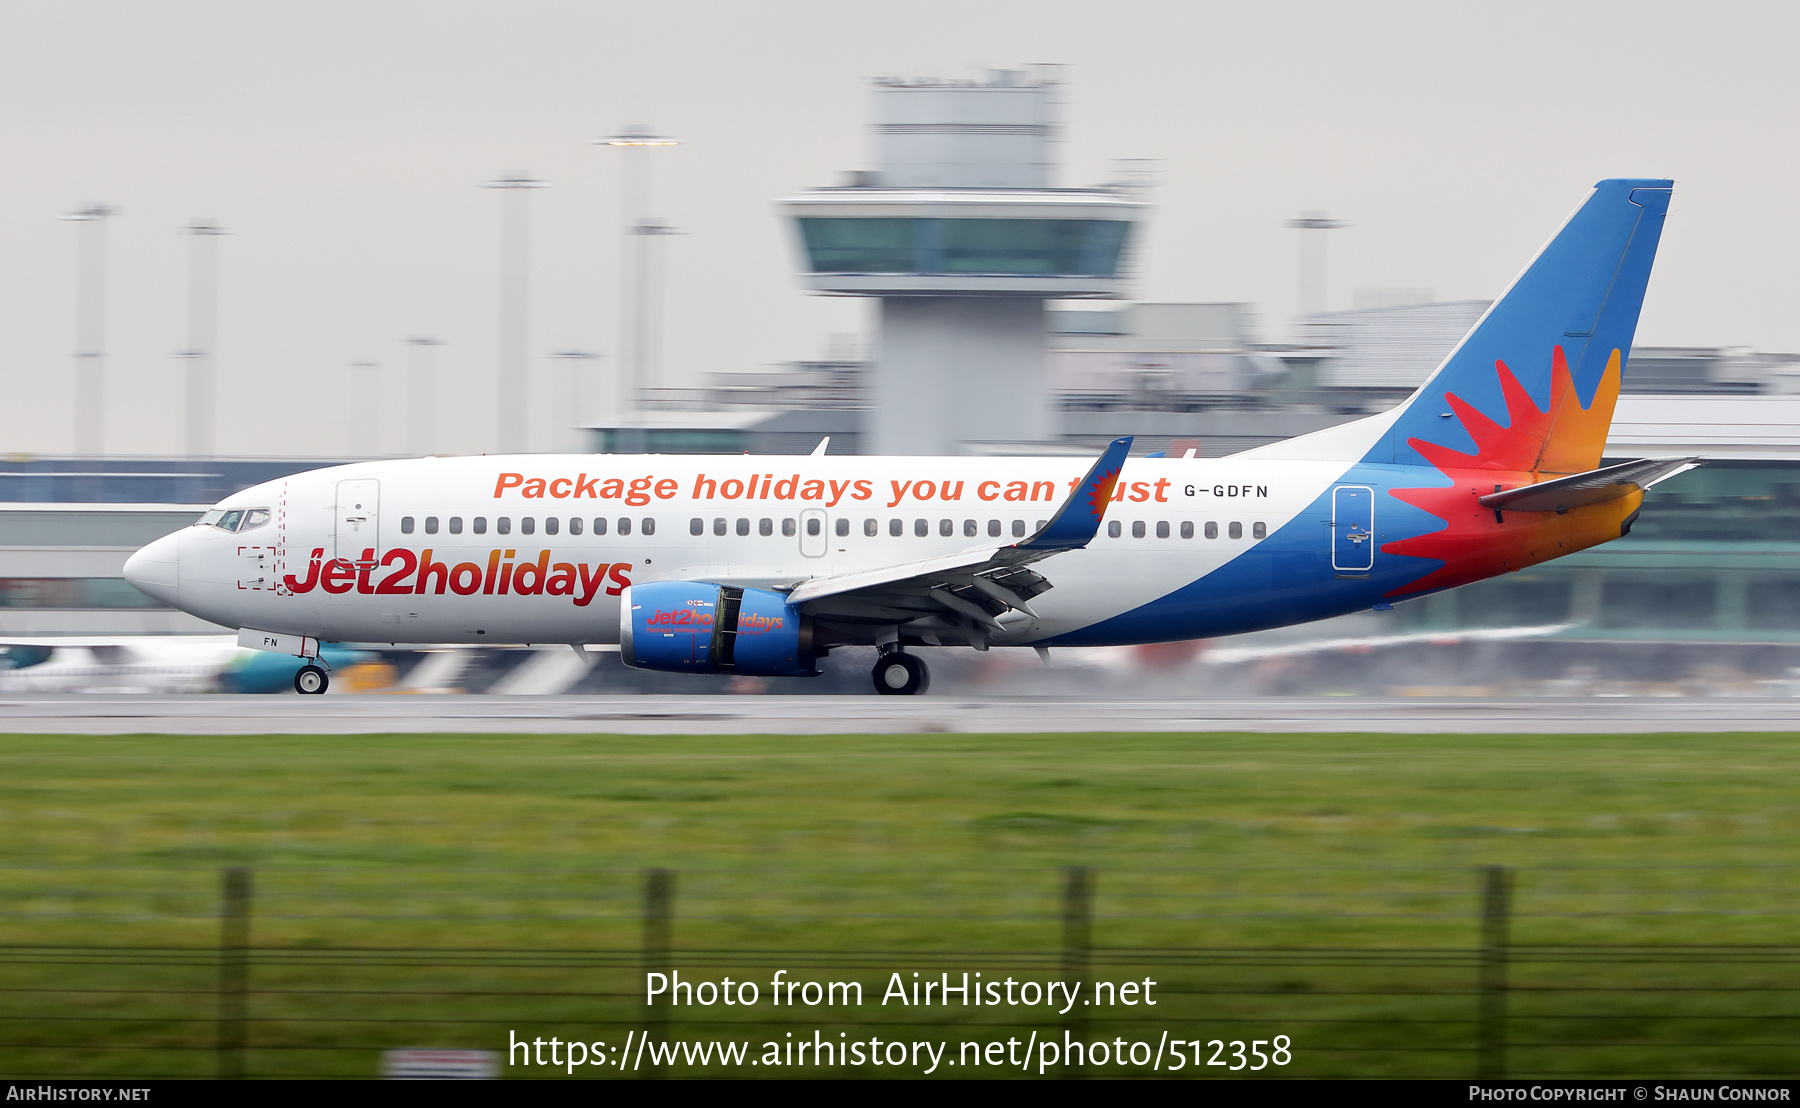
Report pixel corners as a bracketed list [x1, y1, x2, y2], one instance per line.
[1372, 178, 1672, 469]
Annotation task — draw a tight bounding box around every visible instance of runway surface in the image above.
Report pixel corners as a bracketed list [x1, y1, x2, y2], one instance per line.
[0, 694, 1797, 734]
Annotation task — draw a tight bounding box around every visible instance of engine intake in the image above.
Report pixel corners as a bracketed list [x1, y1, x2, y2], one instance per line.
[620, 581, 816, 677]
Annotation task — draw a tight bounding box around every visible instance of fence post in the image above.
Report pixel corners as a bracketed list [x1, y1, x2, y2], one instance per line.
[218, 866, 251, 1080]
[1478, 864, 1512, 1079]
[643, 868, 674, 1078]
[1061, 866, 1092, 1078]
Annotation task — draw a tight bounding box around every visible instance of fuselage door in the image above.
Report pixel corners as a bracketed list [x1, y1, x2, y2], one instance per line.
[335, 479, 381, 567]
[799, 509, 828, 558]
[1331, 485, 1374, 574]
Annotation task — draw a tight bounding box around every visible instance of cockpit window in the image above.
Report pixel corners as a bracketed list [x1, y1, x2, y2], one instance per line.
[197, 509, 225, 527]
[208, 507, 270, 533]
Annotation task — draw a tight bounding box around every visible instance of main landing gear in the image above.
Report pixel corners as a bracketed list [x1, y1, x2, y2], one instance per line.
[294, 663, 330, 695]
[871, 650, 930, 696]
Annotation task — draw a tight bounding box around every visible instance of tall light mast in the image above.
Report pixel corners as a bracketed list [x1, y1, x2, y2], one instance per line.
[1286, 211, 1347, 323]
[404, 336, 443, 456]
[597, 127, 680, 418]
[548, 349, 601, 451]
[350, 361, 380, 457]
[178, 219, 228, 456]
[62, 204, 118, 455]
[483, 173, 546, 453]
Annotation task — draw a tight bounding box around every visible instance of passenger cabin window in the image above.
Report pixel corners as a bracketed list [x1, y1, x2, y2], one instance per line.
[835, 518, 849, 537]
[449, 517, 464, 534]
[864, 519, 877, 537]
[1180, 521, 1194, 539]
[1253, 522, 1267, 539]
[807, 518, 822, 537]
[1107, 521, 1122, 538]
[758, 518, 772, 537]
[544, 517, 558, 536]
[889, 519, 903, 537]
[1132, 521, 1146, 539]
[520, 517, 535, 535]
[641, 518, 655, 536]
[472, 517, 486, 534]
[714, 518, 726, 536]
[1156, 520, 1170, 538]
[988, 520, 1001, 538]
[425, 516, 439, 535]
[737, 518, 750, 537]
[1229, 522, 1243, 539]
[691, 518, 705, 536]
[593, 517, 608, 536]
[497, 517, 511, 535]
[618, 517, 632, 536]
[1012, 520, 1026, 538]
[1204, 521, 1218, 539]
[939, 519, 953, 537]
[570, 517, 583, 535]
[914, 519, 928, 538]
[781, 518, 796, 537]
[401, 516, 415, 534]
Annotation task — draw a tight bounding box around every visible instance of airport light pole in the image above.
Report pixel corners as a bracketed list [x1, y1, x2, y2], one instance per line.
[483, 174, 546, 454]
[1286, 211, 1347, 327]
[404, 336, 443, 456]
[548, 349, 601, 451]
[62, 203, 118, 456]
[350, 361, 379, 457]
[178, 220, 228, 457]
[596, 127, 679, 417]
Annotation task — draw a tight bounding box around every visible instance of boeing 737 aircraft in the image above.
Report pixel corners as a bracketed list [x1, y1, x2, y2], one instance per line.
[125, 178, 1691, 695]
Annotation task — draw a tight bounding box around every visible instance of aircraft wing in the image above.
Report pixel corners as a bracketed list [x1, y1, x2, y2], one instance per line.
[784, 437, 1132, 637]
[1478, 456, 1700, 513]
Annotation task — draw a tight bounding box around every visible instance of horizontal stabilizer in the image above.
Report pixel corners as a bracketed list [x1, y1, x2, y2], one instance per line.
[1478, 457, 1699, 513]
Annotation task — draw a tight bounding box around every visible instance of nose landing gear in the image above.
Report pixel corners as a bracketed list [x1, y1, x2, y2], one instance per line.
[294, 663, 330, 695]
[871, 650, 929, 696]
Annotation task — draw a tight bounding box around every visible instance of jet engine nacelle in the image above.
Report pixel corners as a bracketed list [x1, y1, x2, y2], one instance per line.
[620, 582, 816, 677]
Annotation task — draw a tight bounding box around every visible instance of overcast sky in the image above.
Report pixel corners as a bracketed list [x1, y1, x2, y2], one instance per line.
[3, 0, 1797, 457]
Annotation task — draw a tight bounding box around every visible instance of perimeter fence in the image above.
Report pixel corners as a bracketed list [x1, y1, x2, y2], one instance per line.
[2, 862, 1799, 1079]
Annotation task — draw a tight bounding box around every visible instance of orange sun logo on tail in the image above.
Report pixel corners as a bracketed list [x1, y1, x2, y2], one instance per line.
[1382, 346, 1622, 597]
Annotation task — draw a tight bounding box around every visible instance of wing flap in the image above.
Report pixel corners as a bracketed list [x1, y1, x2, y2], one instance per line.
[785, 547, 1001, 606]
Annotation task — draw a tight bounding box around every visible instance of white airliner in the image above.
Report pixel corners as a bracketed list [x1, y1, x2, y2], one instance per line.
[125, 179, 1692, 695]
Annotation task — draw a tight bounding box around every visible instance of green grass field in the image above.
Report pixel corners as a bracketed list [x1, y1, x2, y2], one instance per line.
[2, 730, 1798, 1078]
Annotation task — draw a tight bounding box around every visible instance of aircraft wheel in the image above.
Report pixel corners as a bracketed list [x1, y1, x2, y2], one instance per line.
[294, 664, 330, 695]
[872, 652, 928, 696]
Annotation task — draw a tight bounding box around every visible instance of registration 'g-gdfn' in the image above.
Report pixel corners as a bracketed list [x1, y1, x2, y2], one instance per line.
[126, 179, 1691, 695]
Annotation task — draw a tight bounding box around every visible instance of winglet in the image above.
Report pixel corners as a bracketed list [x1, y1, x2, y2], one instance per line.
[1014, 436, 1132, 551]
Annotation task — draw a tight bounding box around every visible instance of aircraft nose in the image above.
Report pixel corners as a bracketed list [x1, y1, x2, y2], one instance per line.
[123, 531, 183, 607]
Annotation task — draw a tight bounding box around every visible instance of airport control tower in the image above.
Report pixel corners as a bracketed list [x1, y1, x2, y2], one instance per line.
[782, 70, 1145, 455]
